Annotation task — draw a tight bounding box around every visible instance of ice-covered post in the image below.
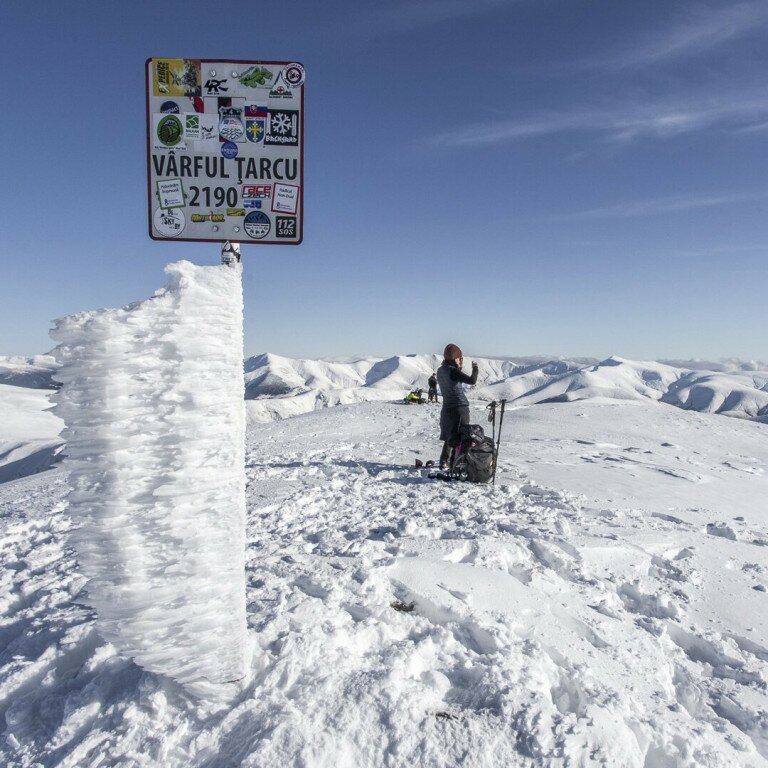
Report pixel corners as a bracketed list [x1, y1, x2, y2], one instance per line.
[51, 260, 248, 698]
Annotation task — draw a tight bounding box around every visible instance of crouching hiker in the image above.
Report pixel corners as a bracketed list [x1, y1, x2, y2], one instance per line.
[437, 343, 478, 469]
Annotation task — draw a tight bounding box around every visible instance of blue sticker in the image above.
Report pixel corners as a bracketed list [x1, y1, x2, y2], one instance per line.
[160, 101, 180, 114]
[243, 210, 270, 239]
[221, 141, 238, 159]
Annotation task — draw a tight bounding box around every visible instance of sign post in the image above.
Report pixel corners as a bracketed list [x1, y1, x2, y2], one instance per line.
[221, 241, 241, 265]
[146, 58, 304, 247]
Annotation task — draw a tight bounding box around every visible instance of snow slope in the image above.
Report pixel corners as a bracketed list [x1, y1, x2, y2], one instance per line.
[0, 382, 63, 484]
[0, 356, 63, 483]
[2, 397, 767, 766]
[48, 260, 249, 696]
[244, 353, 768, 424]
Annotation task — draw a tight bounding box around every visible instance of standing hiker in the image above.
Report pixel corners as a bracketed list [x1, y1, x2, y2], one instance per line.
[427, 373, 438, 403]
[436, 344, 478, 469]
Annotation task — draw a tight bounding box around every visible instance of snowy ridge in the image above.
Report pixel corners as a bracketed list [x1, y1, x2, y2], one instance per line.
[245, 353, 768, 423]
[0, 355, 59, 389]
[4, 352, 765, 427]
[49, 260, 248, 695]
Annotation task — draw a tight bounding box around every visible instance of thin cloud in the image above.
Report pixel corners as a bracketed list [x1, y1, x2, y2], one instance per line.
[606, 99, 768, 142]
[343, 0, 516, 36]
[556, 193, 753, 221]
[587, 1, 768, 69]
[430, 93, 768, 147]
[731, 119, 768, 135]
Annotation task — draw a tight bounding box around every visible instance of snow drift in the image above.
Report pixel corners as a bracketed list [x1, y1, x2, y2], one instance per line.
[49, 260, 248, 695]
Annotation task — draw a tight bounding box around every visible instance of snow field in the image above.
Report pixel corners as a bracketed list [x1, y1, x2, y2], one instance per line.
[1, 397, 767, 766]
[236, 403, 767, 766]
[48, 260, 249, 696]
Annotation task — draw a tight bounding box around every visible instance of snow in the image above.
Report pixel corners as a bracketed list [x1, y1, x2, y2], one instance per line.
[243, 352, 445, 422]
[244, 353, 768, 424]
[5, 350, 765, 426]
[2, 383, 768, 765]
[0, 382, 63, 484]
[47, 260, 248, 697]
[0, 355, 59, 389]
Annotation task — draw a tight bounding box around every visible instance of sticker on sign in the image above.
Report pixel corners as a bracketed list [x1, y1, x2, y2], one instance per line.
[243, 184, 272, 200]
[244, 210, 271, 239]
[157, 178, 185, 209]
[271, 183, 299, 215]
[153, 207, 186, 237]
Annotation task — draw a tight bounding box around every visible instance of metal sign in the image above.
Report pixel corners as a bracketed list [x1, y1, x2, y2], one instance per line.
[146, 58, 304, 245]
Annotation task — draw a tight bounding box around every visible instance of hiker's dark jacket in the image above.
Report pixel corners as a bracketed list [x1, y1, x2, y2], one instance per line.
[437, 360, 478, 442]
[436, 360, 477, 409]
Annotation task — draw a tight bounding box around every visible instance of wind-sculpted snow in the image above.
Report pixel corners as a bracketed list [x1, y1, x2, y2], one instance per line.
[2, 399, 767, 766]
[48, 260, 248, 696]
[245, 353, 768, 424]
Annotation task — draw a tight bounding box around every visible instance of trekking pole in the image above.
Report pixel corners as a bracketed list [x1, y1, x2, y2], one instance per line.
[486, 400, 497, 443]
[492, 399, 506, 485]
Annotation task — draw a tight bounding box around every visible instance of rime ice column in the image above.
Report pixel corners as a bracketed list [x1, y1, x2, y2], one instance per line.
[51, 261, 248, 696]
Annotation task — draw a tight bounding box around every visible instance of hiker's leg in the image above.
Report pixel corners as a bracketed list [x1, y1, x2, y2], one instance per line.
[439, 441, 452, 469]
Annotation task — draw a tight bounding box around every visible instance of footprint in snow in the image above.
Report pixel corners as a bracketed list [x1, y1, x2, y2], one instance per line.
[666, 624, 762, 685]
[651, 512, 688, 526]
[617, 582, 680, 620]
[345, 603, 373, 621]
[650, 555, 687, 583]
[442, 541, 477, 564]
[722, 460, 764, 475]
[293, 576, 330, 600]
[437, 583, 470, 603]
[706, 522, 737, 541]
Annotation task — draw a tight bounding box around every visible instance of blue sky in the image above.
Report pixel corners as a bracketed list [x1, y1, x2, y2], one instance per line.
[2, 0, 767, 361]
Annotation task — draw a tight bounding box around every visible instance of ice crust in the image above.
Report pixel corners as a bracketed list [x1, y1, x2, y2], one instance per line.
[49, 260, 248, 694]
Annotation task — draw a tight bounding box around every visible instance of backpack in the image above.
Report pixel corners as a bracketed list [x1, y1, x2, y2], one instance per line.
[452, 424, 496, 483]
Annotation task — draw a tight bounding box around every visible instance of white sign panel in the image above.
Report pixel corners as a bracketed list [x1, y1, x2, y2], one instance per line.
[146, 58, 304, 245]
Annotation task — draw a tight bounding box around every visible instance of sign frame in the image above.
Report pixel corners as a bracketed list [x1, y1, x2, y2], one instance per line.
[145, 57, 304, 246]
